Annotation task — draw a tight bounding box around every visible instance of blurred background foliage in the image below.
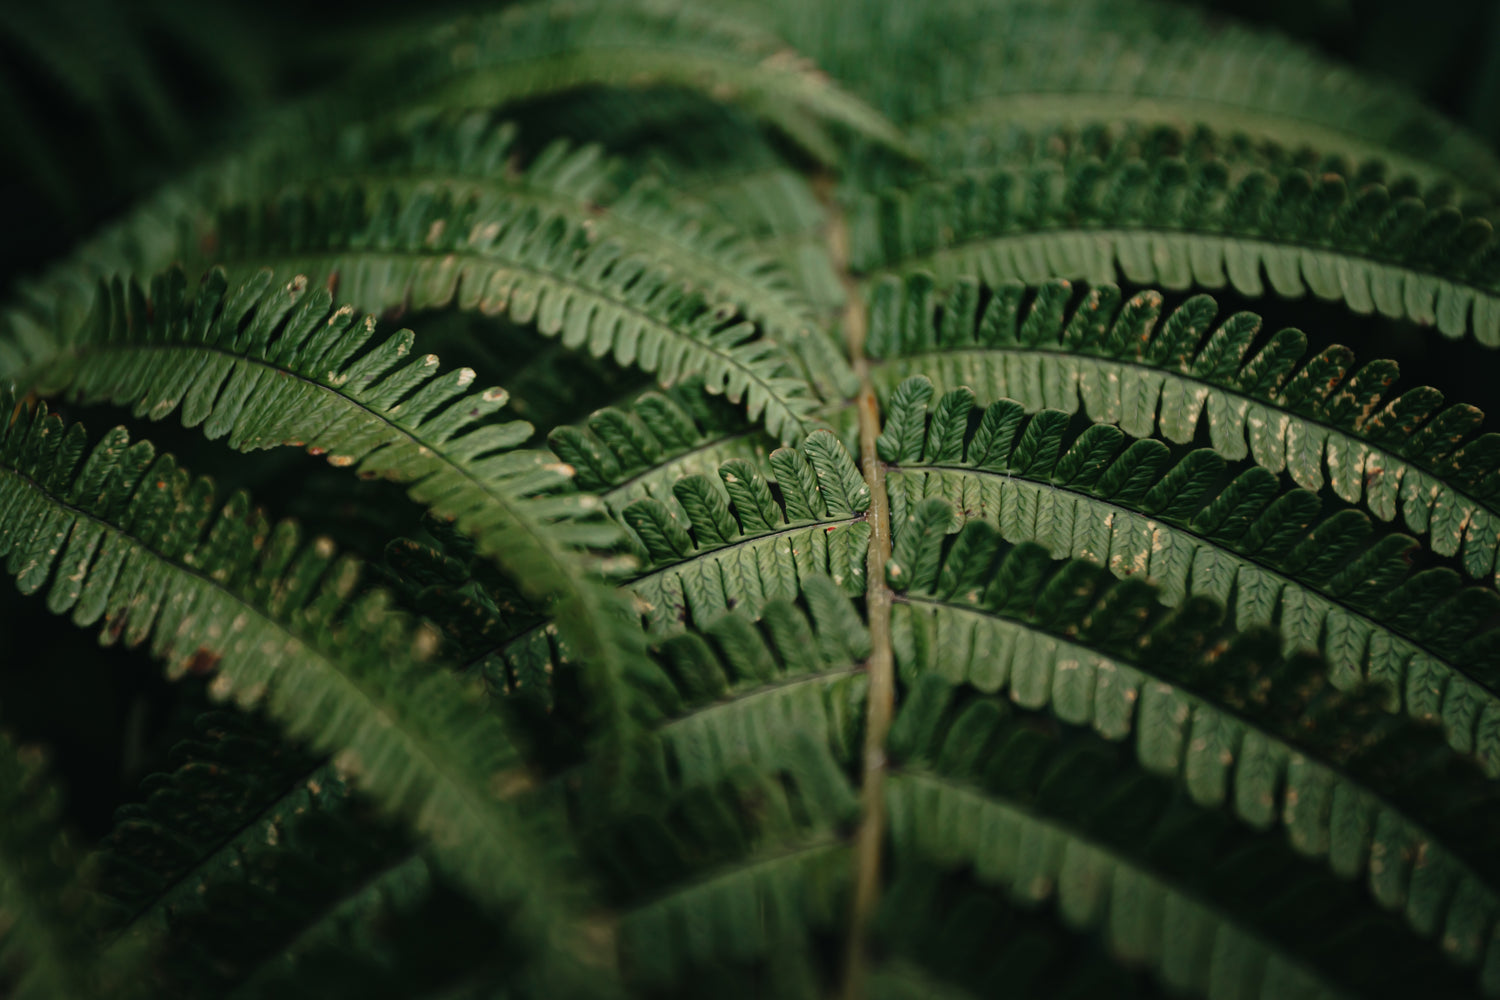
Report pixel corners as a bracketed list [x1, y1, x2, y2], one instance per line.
[0, 0, 1496, 835]
[3, 0, 1498, 293]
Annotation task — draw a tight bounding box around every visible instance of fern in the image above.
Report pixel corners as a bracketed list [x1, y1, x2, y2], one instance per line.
[878, 385, 1500, 772]
[7, 0, 1500, 997]
[201, 190, 827, 441]
[759, 0, 1500, 189]
[19, 268, 656, 767]
[849, 159, 1500, 345]
[0, 398, 610, 994]
[885, 681, 1478, 998]
[868, 275, 1500, 585]
[886, 524, 1500, 971]
[337, 0, 909, 165]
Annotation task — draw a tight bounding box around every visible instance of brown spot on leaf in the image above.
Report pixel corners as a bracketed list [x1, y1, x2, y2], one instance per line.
[184, 648, 222, 676]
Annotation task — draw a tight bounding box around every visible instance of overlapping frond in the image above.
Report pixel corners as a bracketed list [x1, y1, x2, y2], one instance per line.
[763, 0, 1500, 190]
[885, 677, 1480, 998]
[547, 379, 769, 507]
[846, 119, 1482, 206]
[627, 574, 872, 789]
[868, 274, 1500, 585]
[15, 266, 659, 763]
[191, 189, 825, 442]
[344, 0, 909, 165]
[0, 398, 606, 993]
[0, 0, 881, 405]
[884, 520, 1500, 982]
[581, 585, 867, 993]
[595, 755, 853, 996]
[393, 569, 870, 991]
[878, 380, 1500, 770]
[616, 429, 871, 630]
[88, 686, 552, 999]
[124, 787, 417, 999]
[390, 520, 875, 772]
[850, 159, 1500, 344]
[202, 111, 858, 402]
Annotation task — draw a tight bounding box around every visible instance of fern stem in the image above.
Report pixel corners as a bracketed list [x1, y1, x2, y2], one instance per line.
[824, 175, 894, 1000]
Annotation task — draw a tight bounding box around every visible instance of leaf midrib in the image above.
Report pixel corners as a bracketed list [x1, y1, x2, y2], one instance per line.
[625, 513, 865, 591]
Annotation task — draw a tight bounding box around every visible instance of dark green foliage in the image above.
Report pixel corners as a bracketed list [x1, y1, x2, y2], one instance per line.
[848, 151, 1500, 343]
[0, 730, 127, 999]
[885, 681, 1480, 998]
[5, 0, 1500, 997]
[870, 274, 1500, 586]
[879, 385, 1500, 771]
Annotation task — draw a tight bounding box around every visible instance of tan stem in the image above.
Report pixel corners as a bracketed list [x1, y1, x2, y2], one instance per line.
[820, 175, 895, 1000]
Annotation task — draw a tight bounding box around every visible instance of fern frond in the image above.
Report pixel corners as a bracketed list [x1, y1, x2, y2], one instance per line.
[779, 0, 1500, 189]
[126, 785, 415, 998]
[224, 859, 517, 1000]
[847, 118, 1483, 209]
[488, 576, 870, 991]
[547, 380, 771, 507]
[886, 679, 1477, 998]
[138, 783, 525, 1000]
[588, 747, 856, 992]
[192, 188, 826, 442]
[396, 529, 874, 782]
[879, 386, 1500, 772]
[869, 275, 1500, 585]
[16, 267, 659, 768]
[636, 574, 871, 788]
[617, 429, 871, 630]
[345, 0, 910, 165]
[0, 398, 608, 993]
[850, 159, 1500, 344]
[885, 522, 1500, 975]
[208, 111, 857, 401]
